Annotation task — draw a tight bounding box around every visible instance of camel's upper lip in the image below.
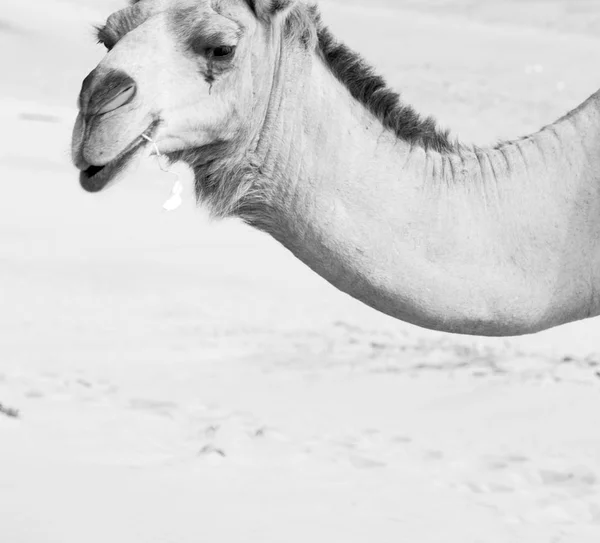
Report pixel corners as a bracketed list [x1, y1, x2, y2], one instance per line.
[79, 121, 159, 193]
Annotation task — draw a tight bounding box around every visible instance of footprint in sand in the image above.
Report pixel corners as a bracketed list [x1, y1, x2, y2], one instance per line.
[323, 430, 411, 470]
[194, 413, 301, 467]
[423, 450, 445, 462]
[348, 455, 388, 469]
[24, 389, 44, 399]
[129, 398, 180, 418]
[483, 454, 530, 474]
[538, 466, 597, 489]
[471, 454, 600, 526]
[25, 374, 119, 404]
[390, 435, 413, 445]
[529, 500, 599, 525]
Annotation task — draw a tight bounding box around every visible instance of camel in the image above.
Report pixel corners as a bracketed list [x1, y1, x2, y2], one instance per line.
[71, 0, 600, 337]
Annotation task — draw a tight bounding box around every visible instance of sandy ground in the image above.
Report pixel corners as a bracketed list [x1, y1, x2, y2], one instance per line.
[1, 0, 600, 541]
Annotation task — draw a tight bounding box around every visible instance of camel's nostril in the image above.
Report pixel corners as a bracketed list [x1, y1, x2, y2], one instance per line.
[80, 69, 137, 117]
[84, 164, 106, 178]
[96, 84, 137, 116]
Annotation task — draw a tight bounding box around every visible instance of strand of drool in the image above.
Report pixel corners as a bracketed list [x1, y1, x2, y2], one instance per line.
[142, 133, 184, 211]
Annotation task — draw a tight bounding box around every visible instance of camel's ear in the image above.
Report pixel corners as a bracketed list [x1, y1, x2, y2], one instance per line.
[246, 0, 297, 21]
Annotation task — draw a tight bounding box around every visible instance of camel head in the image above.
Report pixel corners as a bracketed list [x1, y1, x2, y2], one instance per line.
[72, 0, 301, 193]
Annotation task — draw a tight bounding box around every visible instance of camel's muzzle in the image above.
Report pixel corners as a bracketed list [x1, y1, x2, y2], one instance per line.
[78, 139, 143, 192]
[77, 120, 159, 193]
[72, 68, 158, 192]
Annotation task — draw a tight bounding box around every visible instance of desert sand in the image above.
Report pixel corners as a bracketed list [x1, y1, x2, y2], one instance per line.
[1, 0, 599, 541]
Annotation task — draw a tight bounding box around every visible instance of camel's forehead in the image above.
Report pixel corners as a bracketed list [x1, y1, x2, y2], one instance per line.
[120, 0, 246, 19]
[128, 0, 211, 10]
[108, 0, 215, 25]
[101, 0, 249, 45]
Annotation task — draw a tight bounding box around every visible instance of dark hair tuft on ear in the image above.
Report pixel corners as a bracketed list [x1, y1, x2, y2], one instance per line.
[269, 0, 293, 15]
[245, 0, 295, 19]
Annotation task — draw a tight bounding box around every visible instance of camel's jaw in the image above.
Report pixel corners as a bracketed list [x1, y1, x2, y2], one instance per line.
[76, 121, 159, 193]
[79, 135, 144, 193]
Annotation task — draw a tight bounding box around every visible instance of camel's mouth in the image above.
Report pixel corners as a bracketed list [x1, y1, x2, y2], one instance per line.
[79, 121, 159, 193]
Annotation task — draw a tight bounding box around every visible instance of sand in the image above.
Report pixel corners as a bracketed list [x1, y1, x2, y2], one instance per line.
[1, 0, 599, 541]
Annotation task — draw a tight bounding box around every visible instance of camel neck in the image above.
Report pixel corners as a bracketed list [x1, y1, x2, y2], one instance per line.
[254, 47, 600, 336]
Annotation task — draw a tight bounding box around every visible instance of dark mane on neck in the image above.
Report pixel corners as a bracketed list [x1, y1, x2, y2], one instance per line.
[168, 2, 455, 226]
[315, 23, 453, 153]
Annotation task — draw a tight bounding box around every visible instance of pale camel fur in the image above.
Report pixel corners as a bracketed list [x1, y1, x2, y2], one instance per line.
[72, 0, 600, 336]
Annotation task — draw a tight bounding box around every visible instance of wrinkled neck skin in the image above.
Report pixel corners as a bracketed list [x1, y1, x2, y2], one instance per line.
[242, 43, 600, 337]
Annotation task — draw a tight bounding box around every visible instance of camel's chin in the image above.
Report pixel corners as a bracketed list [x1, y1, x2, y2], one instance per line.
[79, 138, 146, 193]
[78, 121, 160, 193]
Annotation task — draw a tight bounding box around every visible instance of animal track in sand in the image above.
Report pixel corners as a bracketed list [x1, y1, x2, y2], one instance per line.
[423, 450, 445, 462]
[128, 398, 180, 418]
[448, 453, 600, 528]
[24, 389, 44, 399]
[538, 466, 598, 490]
[0, 402, 19, 419]
[390, 435, 413, 445]
[317, 429, 421, 471]
[348, 455, 388, 469]
[1, 371, 115, 406]
[189, 410, 302, 467]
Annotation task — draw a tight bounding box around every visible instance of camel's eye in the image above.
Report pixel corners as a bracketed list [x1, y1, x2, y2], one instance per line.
[209, 46, 236, 60]
[189, 31, 237, 60]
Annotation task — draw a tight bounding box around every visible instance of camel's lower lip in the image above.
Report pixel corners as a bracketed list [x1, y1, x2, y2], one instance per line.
[79, 122, 158, 193]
